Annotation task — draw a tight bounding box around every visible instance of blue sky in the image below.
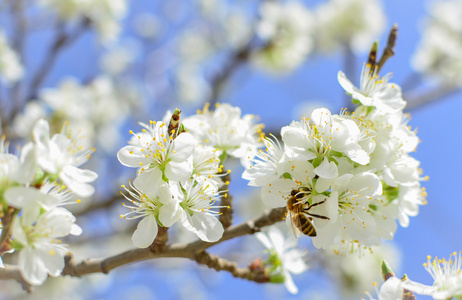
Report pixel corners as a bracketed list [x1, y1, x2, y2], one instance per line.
[11, 0, 462, 299]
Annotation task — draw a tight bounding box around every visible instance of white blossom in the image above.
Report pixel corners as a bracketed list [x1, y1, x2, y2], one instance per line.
[338, 65, 406, 114]
[252, 1, 313, 73]
[12, 208, 82, 285]
[256, 226, 308, 294]
[314, 0, 386, 54]
[5, 182, 76, 224]
[242, 135, 286, 187]
[171, 176, 224, 242]
[117, 120, 195, 182]
[0, 30, 23, 84]
[183, 103, 263, 168]
[312, 173, 382, 249]
[412, 0, 462, 85]
[403, 252, 462, 300]
[37, 0, 127, 43]
[120, 169, 181, 248]
[0, 138, 36, 189]
[33, 119, 98, 197]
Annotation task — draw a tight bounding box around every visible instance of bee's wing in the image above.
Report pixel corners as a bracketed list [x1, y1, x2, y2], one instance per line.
[288, 211, 303, 238]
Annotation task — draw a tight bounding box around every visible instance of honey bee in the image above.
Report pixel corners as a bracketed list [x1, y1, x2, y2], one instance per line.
[286, 189, 329, 237]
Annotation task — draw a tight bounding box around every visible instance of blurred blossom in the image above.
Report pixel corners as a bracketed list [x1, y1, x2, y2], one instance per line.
[37, 0, 127, 43]
[178, 29, 215, 63]
[223, 10, 253, 49]
[324, 243, 401, 298]
[133, 13, 162, 40]
[252, 1, 314, 73]
[256, 226, 308, 294]
[176, 64, 211, 104]
[13, 102, 47, 139]
[412, 0, 462, 85]
[12, 76, 137, 152]
[0, 30, 23, 85]
[314, 0, 386, 54]
[100, 39, 140, 75]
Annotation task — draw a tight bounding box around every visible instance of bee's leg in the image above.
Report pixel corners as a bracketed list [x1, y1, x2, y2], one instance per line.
[306, 212, 330, 220]
[306, 198, 327, 209]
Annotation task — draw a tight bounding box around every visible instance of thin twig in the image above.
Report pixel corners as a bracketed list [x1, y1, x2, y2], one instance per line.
[0, 265, 33, 292]
[9, 0, 27, 110]
[405, 84, 460, 111]
[208, 41, 254, 106]
[25, 18, 90, 102]
[73, 193, 122, 217]
[0, 209, 19, 251]
[59, 207, 286, 278]
[194, 251, 269, 283]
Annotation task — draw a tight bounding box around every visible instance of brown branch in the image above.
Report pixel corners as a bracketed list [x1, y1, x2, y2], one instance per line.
[208, 41, 254, 105]
[0, 208, 18, 251]
[0, 265, 33, 292]
[73, 193, 122, 217]
[1, 207, 286, 290]
[25, 18, 90, 102]
[405, 84, 460, 111]
[194, 251, 269, 283]
[149, 226, 169, 252]
[61, 207, 286, 278]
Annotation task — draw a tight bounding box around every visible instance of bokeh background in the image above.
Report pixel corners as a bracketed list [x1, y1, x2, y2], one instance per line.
[0, 0, 461, 299]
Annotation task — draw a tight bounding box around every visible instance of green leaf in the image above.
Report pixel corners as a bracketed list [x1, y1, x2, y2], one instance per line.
[329, 150, 344, 158]
[312, 156, 323, 168]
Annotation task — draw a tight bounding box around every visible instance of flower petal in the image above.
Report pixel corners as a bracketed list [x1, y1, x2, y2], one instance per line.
[182, 212, 224, 242]
[132, 215, 158, 248]
[165, 160, 193, 181]
[171, 132, 195, 161]
[117, 145, 151, 168]
[19, 247, 48, 285]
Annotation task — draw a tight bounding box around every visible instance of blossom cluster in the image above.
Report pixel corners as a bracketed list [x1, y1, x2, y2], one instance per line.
[244, 64, 426, 252]
[0, 119, 97, 285]
[13, 76, 137, 152]
[369, 252, 462, 300]
[0, 30, 23, 85]
[412, 0, 462, 85]
[117, 104, 263, 247]
[251, 0, 385, 73]
[36, 0, 127, 43]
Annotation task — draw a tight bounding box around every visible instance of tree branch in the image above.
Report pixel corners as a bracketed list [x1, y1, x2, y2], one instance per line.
[25, 18, 90, 102]
[0, 265, 33, 292]
[405, 84, 460, 111]
[208, 41, 254, 106]
[194, 251, 269, 283]
[61, 207, 286, 278]
[73, 193, 122, 217]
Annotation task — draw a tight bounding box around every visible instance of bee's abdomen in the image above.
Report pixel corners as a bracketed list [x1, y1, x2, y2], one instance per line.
[299, 218, 316, 237]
